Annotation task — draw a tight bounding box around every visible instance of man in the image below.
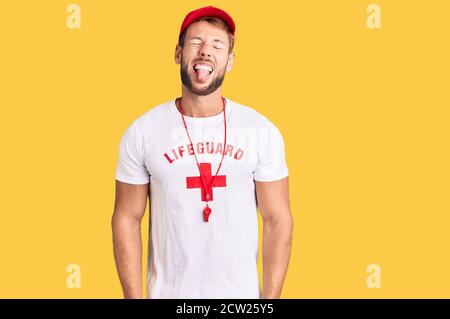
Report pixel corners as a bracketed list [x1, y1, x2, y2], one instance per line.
[112, 5, 293, 299]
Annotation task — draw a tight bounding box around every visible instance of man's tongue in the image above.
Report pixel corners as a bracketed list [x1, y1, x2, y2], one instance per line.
[196, 68, 210, 83]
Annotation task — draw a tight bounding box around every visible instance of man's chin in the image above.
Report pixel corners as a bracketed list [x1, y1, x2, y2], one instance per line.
[189, 87, 216, 96]
[181, 70, 225, 95]
[188, 79, 215, 94]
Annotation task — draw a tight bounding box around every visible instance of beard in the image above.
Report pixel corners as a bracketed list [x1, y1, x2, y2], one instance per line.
[180, 54, 228, 96]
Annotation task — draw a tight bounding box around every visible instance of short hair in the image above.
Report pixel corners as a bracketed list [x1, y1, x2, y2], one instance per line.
[178, 16, 235, 54]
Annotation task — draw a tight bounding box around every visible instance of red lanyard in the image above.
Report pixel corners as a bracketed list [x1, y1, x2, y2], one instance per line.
[177, 96, 227, 222]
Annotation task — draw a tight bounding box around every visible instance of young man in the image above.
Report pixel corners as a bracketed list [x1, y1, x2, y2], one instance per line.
[112, 5, 293, 299]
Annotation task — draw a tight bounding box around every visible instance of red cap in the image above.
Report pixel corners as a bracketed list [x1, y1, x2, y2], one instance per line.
[178, 6, 235, 43]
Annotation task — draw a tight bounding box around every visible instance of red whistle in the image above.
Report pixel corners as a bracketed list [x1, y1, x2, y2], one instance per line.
[203, 206, 212, 222]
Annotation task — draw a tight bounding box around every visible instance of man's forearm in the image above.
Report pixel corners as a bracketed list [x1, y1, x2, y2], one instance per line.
[112, 213, 143, 299]
[261, 214, 293, 299]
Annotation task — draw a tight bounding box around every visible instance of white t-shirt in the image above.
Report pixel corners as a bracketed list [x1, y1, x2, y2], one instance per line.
[115, 97, 289, 299]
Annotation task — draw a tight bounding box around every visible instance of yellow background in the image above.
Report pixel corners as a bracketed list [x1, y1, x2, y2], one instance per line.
[0, 0, 449, 298]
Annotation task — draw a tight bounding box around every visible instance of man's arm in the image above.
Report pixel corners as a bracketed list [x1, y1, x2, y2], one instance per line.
[255, 176, 293, 299]
[111, 180, 149, 299]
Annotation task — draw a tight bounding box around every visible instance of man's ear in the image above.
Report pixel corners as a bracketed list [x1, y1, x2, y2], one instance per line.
[226, 52, 235, 72]
[175, 44, 182, 65]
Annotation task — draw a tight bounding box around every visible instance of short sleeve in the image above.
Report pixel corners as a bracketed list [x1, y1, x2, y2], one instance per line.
[253, 126, 289, 182]
[115, 121, 150, 184]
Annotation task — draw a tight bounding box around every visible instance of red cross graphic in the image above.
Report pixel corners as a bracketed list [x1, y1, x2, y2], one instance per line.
[186, 162, 227, 201]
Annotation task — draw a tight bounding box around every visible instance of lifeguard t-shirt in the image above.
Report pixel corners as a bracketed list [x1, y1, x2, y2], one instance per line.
[115, 97, 289, 299]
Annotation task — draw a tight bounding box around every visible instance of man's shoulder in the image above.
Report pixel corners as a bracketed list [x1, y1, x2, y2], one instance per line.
[117, 100, 174, 143]
[137, 99, 173, 122]
[229, 98, 279, 129]
[125, 99, 173, 130]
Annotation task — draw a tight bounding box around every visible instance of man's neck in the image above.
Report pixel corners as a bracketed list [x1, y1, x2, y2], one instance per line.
[178, 88, 224, 118]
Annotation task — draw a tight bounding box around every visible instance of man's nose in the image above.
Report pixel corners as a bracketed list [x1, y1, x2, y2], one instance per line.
[199, 43, 213, 57]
